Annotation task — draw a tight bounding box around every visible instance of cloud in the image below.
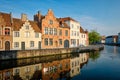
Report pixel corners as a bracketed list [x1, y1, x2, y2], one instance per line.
[73, 15, 115, 36]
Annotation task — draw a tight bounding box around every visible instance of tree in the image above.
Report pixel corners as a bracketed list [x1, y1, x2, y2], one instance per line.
[89, 30, 101, 44]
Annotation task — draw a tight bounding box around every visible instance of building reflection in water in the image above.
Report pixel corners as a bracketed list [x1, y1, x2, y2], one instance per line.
[0, 53, 89, 80]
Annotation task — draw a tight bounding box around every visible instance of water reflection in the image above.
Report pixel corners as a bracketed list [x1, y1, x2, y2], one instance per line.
[0, 53, 89, 80]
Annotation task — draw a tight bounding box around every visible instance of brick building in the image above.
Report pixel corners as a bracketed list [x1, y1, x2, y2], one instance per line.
[0, 12, 13, 51]
[34, 9, 70, 49]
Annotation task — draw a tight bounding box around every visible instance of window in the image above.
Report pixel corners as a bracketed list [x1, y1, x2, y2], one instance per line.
[72, 62, 74, 67]
[65, 30, 68, 36]
[30, 41, 34, 47]
[35, 33, 39, 38]
[59, 64, 62, 70]
[25, 32, 30, 38]
[44, 38, 48, 45]
[59, 39, 62, 45]
[77, 32, 79, 36]
[26, 25, 29, 30]
[5, 71, 11, 77]
[77, 26, 79, 29]
[15, 69, 19, 75]
[59, 29, 62, 36]
[72, 31, 73, 36]
[71, 24, 74, 28]
[49, 28, 53, 35]
[74, 31, 76, 36]
[14, 42, 19, 48]
[35, 66, 39, 71]
[45, 27, 48, 34]
[14, 32, 19, 37]
[49, 38, 53, 45]
[54, 28, 57, 35]
[26, 67, 30, 73]
[5, 28, 10, 35]
[49, 20, 53, 24]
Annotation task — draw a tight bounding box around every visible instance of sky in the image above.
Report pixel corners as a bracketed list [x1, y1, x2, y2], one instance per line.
[0, 0, 120, 36]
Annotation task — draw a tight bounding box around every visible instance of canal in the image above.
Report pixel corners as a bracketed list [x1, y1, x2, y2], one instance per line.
[0, 45, 120, 80]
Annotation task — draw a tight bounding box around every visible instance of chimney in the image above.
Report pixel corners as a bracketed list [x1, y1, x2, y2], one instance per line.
[21, 13, 27, 21]
[34, 11, 41, 22]
[10, 12, 13, 24]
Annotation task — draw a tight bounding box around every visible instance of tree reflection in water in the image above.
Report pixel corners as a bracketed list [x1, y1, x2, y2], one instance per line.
[89, 51, 100, 61]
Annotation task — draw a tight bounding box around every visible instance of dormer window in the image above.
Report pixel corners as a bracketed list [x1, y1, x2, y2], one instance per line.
[49, 20, 53, 24]
[26, 25, 29, 30]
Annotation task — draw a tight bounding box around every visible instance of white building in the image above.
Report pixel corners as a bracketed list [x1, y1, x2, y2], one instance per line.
[12, 14, 41, 50]
[59, 17, 80, 47]
[79, 27, 89, 46]
[70, 56, 80, 77]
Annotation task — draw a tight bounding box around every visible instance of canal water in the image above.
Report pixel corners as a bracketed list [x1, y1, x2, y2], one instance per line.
[0, 45, 120, 80]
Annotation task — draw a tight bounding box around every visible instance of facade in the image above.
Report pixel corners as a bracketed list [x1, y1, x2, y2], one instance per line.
[105, 35, 118, 44]
[34, 9, 70, 49]
[0, 69, 13, 80]
[42, 58, 70, 80]
[100, 36, 106, 44]
[59, 17, 80, 47]
[12, 14, 41, 50]
[0, 12, 13, 51]
[118, 33, 120, 44]
[0, 9, 89, 50]
[70, 56, 80, 77]
[80, 27, 89, 46]
[13, 63, 42, 80]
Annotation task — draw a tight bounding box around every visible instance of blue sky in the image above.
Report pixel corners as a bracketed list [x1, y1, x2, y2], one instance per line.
[0, 0, 120, 36]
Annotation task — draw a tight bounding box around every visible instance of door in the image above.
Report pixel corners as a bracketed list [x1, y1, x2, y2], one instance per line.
[21, 42, 25, 50]
[5, 41, 10, 50]
[64, 40, 69, 48]
[38, 41, 41, 49]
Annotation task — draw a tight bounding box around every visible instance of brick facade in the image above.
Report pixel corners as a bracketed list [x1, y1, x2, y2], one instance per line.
[0, 12, 13, 51]
[34, 9, 70, 49]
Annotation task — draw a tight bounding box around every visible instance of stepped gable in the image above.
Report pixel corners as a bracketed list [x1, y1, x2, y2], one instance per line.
[13, 18, 41, 32]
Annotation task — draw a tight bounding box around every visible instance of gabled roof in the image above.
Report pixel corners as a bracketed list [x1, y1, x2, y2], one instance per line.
[80, 26, 88, 33]
[106, 35, 118, 38]
[13, 18, 41, 32]
[0, 12, 12, 26]
[59, 17, 79, 23]
[29, 20, 41, 32]
[13, 18, 24, 31]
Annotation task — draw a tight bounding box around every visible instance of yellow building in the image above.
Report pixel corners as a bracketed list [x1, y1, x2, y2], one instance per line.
[12, 14, 41, 50]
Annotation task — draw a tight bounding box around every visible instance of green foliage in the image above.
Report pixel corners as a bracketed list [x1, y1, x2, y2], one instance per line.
[89, 30, 101, 44]
[89, 51, 100, 61]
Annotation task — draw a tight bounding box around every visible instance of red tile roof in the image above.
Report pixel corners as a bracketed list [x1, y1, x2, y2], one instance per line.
[59, 17, 78, 23]
[80, 26, 88, 33]
[13, 18, 41, 32]
[0, 12, 12, 26]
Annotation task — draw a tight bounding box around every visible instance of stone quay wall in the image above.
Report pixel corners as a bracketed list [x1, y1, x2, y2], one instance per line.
[0, 45, 104, 60]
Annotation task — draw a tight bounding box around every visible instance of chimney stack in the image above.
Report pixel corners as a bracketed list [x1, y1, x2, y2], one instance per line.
[21, 13, 27, 21]
[10, 12, 13, 24]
